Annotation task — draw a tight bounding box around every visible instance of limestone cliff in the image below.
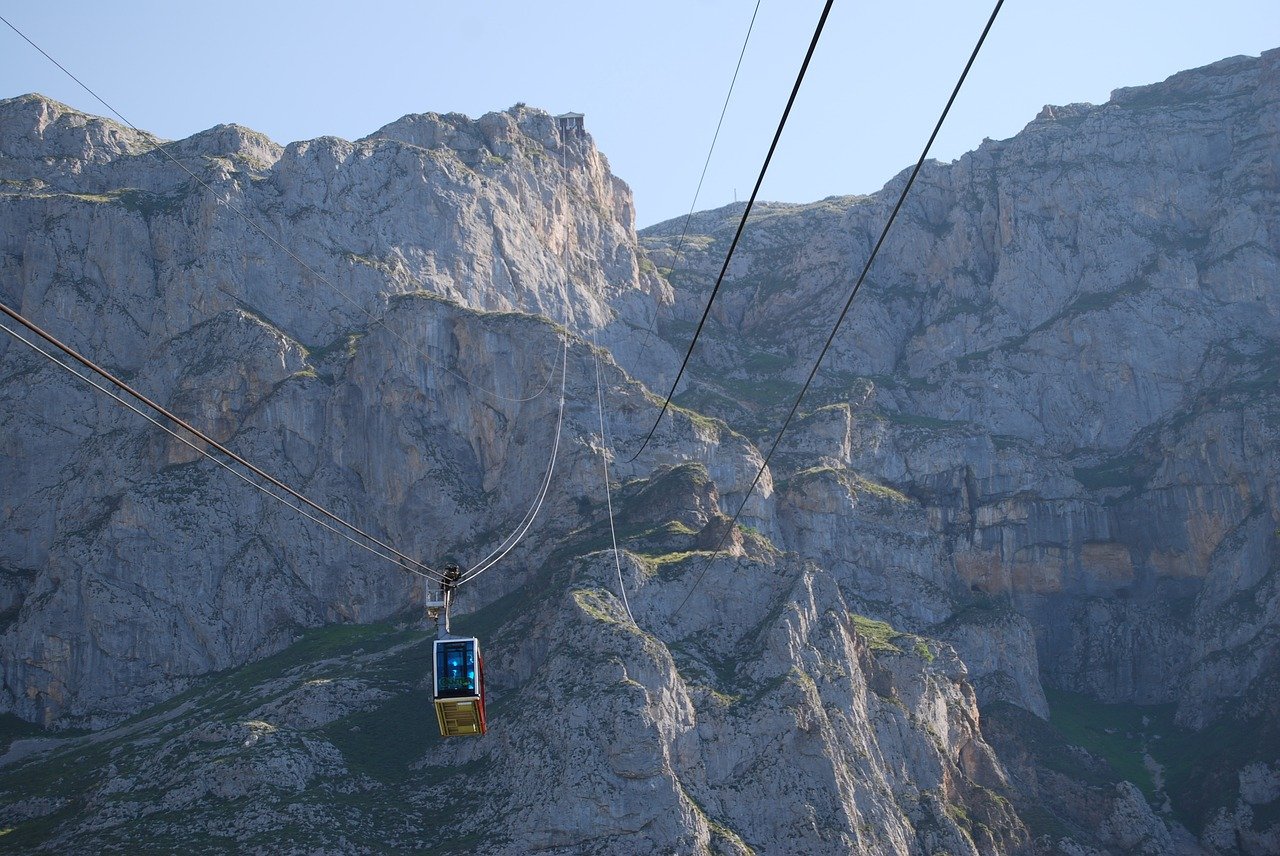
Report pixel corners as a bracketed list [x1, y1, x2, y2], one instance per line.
[642, 49, 1280, 852]
[0, 95, 693, 726]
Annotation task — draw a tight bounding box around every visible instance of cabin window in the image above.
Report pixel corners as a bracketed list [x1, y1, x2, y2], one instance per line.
[436, 640, 477, 697]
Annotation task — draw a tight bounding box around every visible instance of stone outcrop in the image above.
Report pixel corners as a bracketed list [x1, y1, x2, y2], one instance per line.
[0, 94, 716, 726]
[0, 537, 1028, 854]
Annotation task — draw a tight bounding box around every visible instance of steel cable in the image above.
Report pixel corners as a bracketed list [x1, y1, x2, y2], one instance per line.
[650, 0, 763, 288]
[626, 0, 836, 463]
[0, 300, 441, 580]
[592, 334, 635, 623]
[669, 0, 1007, 620]
[0, 320, 439, 581]
[457, 334, 570, 586]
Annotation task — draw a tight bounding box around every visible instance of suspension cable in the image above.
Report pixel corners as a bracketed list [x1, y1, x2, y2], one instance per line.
[669, 0, 1007, 620]
[0, 320, 438, 580]
[0, 13, 555, 406]
[654, 0, 762, 280]
[626, 0, 835, 463]
[627, 0, 761, 417]
[457, 335, 567, 579]
[449, 115, 589, 589]
[457, 334, 570, 586]
[0, 300, 441, 581]
[592, 334, 634, 623]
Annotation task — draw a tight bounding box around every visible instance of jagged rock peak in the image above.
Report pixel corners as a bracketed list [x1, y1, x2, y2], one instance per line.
[0, 92, 671, 346]
[0, 92, 158, 165]
[1026, 48, 1275, 128]
[1110, 49, 1273, 106]
[167, 123, 284, 168]
[0, 94, 282, 181]
[366, 103, 564, 158]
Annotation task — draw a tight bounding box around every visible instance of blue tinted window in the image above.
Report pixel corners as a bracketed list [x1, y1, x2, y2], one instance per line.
[436, 640, 477, 697]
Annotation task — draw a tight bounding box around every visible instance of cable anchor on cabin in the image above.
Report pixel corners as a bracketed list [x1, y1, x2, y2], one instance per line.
[424, 563, 462, 636]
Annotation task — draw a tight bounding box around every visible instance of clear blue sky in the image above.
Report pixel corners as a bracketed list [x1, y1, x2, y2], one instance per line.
[3, 1, 1277, 227]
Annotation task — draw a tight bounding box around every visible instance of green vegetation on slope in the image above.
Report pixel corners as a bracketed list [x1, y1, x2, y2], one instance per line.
[988, 685, 1280, 840]
[1045, 687, 1170, 799]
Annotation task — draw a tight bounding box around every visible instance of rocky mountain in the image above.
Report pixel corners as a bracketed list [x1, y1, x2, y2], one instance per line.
[0, 48, 1277, 854]
[641, 48, 1280, 851]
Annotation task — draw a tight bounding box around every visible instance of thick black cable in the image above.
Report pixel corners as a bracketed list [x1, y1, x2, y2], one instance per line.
[0, 13, 554, 406]
[670, 0, 1007, 620]
[626, 0, 836, 463]
[0, 300, 442, 581]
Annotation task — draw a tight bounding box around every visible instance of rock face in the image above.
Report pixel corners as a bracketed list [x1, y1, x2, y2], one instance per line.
[0, 556, 1027, 854]
[0, 94, 1021, 852]
[0, 95, 693, 726]
[1, 48, 1277, 854]
[640, 49, 1280, 851]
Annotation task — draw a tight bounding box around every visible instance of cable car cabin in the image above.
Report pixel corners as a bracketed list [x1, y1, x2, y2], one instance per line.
[433, 637, 487, 737]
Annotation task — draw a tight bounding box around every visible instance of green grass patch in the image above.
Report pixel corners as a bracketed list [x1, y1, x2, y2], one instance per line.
[635, 550, 713, 577]
[324, 689, 441, 784]
[913, 640, 935, 662]
[850, 614, 904, 654]
[570, 587, 638, 633]
[1156, 704, 1280, 831]
[113, 622, 420, 729]
[741, 350, 792, 373]
[39, 187, 188, 219]
[1072, 453, 1150, 492]
[114, 187, 188, 219]
[883, 411, 965, 430]
[304, 331, 363, 363]
[849, 615, 939, 665]
[0, 712, 45, 753]
[992, 682, 1280, 837]
[712, 375, 802, 409]
[852, 476, 911, 504]
[780, 466, 840, 489]
[454, 572, 548, 646]
[1045, 687, 1170, 800]
[780, 468, 910, 505]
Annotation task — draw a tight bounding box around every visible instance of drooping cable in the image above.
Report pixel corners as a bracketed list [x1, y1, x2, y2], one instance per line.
[0, 320, 439, 580]
[458, 335, 567, 580]
[592, 334, 634, 623]
[450, 116, 586, 589]
[626, 0, 835, 463]
[0, 13, 554, 406]
[669, 0, 1007, 620]
[457, 334, 570, 586]
[0, 300, 441, 581]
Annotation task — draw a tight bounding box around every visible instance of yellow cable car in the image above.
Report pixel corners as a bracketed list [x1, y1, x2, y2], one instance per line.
[433, 636, 487, 737]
